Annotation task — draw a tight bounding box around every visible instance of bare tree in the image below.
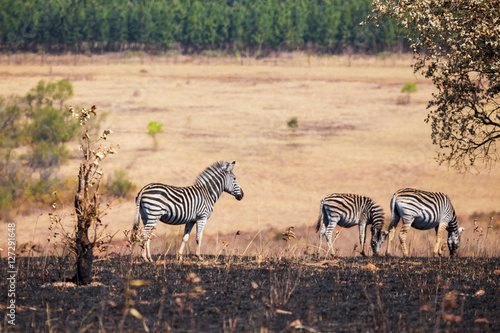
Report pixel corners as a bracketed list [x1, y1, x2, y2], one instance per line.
[70, 105, 117, 285]
[368, 0, 500, 172]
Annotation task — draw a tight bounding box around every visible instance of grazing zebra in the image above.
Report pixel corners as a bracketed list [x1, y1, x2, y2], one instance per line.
[316, 193, 387, 256]
[134, 161, 244, 262]
[386, 188, 465, 257]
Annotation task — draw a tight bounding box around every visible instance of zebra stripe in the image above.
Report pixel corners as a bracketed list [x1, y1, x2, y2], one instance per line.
[134, 161, 244, 262]
[316, 193, 386, 256]
[386, 188, 464, 257]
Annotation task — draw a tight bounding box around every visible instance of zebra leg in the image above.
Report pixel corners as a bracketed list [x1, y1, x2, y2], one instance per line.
[318, 224, 326, 252]
[386, 196, 400, 256]
[141, 239, 149, 262]
[386, 227, 397, 256]
[434, 223, 447, 256]
[142, 225, 154, 263]
[195, 219, 207, 260]
[324, 216, 338, 257]
[359, 222, 368, 257]
[146, 239, 153, 262]
[178, 222, 195, 261]
[399, 222, 412, 257]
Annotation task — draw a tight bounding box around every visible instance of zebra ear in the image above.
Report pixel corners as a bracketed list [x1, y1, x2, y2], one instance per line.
[227, 161, 236, 172]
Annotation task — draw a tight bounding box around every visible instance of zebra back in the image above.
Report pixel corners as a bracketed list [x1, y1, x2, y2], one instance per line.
[393, 188, 457, 229]
[316, 193, 384, 232]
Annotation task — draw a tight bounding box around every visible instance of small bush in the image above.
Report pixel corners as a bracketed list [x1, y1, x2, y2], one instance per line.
[287, 117, 299, 129]
[26, 177, 61, 206]
[401, 82, 417, 94]
[0, 190, 13, 218]
[398, 83, 418, 105]
[105, 169, 137, 199]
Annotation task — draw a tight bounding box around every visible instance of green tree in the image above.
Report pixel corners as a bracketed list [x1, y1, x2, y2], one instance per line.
[107, 4, 129, 51]
[0, 97, 23, 148]
[228, 1, 248, 51]
[24, 80, 78, 171]
[0, 97, 25, 217]
[184, 0, 205, 49]
[151, 2, 175, 49]
[147, 120, 164, 150]
[318, 0, 341, 51]
[0, 80, 78, 218]
[26, 79, 73, 109]
[369, 0, 500, 172]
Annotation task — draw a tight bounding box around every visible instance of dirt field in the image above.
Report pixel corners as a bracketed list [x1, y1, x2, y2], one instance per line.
[2, 254, 499, 332]
[0, 52, 499, 256]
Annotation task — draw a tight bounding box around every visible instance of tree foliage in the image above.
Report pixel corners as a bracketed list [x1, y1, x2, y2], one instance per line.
[368, 0, 500, 172]
[0, 80, 78, 217]
[147, 120, 164, 151]
[0, 0, 403, 54]
[105, 169, 137, 199]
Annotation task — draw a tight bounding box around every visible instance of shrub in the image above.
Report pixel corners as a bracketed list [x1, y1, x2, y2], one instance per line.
[398, 83, 418, 105]
[147, 120, 164, 150]
[401, 82, 418, 94]
[287, 117, 299, 129]
[105, 169, 137, 199]
[26, 177, 61, 206]
[0, 80, 78, 218]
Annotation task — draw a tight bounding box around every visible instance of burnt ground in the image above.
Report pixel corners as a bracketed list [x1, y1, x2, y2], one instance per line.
[1, 254, 499, 332]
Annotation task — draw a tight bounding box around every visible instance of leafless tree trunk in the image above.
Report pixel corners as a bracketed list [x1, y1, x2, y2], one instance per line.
[69, 105, 114, 285]
[73, 162, 102, 285]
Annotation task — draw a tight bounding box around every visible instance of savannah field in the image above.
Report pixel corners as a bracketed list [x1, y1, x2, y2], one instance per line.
[1, 53, 500, 332]
[0, 52, 498, 257]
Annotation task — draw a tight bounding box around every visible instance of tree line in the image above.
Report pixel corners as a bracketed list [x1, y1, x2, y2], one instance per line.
[0, 0, 403, 55]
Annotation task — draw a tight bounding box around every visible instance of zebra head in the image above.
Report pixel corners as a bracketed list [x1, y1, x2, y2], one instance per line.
[369, 202, 387, 256]
[371, 230, 389, 256]
[447, 226, 465, 257]
[223, 161, 244, 201]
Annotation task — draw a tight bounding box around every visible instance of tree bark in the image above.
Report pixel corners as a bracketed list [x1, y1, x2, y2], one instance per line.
[74, 224, 94, 285]
[72, 163, 95, 285]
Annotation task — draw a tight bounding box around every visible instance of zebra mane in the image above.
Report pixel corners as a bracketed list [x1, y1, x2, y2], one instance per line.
[195, 161, 229, 187]
[369, 200, 385, 226]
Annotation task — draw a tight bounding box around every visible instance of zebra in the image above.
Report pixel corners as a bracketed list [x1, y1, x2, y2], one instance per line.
[385, 188, 465, 257]
[133, 161, 244, 262]
[316, 193, 387, 256]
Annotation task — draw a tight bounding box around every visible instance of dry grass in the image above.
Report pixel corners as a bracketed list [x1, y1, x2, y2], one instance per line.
[0, 52, 499, 257]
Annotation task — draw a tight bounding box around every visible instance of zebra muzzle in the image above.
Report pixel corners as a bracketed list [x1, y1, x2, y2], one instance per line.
[235, 189, 244, 201]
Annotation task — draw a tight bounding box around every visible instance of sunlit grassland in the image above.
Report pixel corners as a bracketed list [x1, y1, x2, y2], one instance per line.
[0, 52, 498, 258]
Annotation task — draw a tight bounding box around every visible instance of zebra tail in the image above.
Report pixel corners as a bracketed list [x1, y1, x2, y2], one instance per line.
[133, 191, 142, 231]
[389, 193, 398, 225]
[316, 200, 324, 233]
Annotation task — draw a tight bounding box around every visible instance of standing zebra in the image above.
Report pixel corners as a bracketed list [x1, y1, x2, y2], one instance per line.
[386, 188, 464, 257]
[134, 161, 244, 262]
[316, 193, 387, 256]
